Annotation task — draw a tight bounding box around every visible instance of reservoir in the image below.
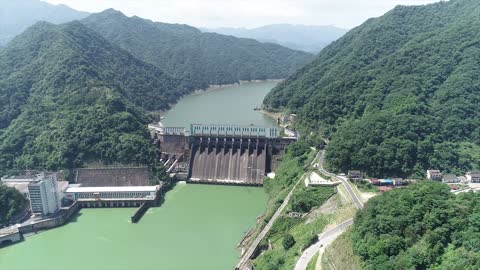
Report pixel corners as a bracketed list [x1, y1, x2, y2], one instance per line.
[0, 81, 278, 270]
[162, 81, 279, 128]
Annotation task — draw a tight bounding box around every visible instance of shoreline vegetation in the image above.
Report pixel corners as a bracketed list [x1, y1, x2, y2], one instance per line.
[192, 79, 284, 95]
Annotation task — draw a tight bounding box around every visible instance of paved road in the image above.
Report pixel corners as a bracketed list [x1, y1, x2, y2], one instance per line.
[336, 176, 363, 210]
[294, 219, 354, 270]
[292, 150, 364, 270]
[317, 150, 363, 210]
[236, 151, 323, 270]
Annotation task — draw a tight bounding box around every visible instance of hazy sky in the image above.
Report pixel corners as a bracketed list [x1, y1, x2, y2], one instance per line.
[43, 0, 442, 29]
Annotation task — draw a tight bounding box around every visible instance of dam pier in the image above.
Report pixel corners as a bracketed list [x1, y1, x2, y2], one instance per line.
[149, 123, 296, 186]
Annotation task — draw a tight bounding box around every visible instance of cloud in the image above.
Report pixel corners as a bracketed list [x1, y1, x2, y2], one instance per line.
[43, 0, 442, 28]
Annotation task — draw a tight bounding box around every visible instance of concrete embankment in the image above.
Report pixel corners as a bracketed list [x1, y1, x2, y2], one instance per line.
[131, 202, 150, 223]
[17, 202, 81, 235]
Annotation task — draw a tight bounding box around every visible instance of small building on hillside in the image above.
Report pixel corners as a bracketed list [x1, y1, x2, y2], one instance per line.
[65, 186, 159, 202]
[379, 179, 394, 186]
[393, 178, 407, 186]
[442, 174, 460, 183]
[427, 170, 442, 181]
[466, 172, 480, 183]
[2, 173, 66, 216]
[369, 178, 380, 186]
[28, 174, 62, 215]
[458, 176, 468, 184]
[347, 170, 363, 181]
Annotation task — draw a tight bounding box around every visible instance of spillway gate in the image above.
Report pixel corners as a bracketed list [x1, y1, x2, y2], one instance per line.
[149, 124, 296, 186]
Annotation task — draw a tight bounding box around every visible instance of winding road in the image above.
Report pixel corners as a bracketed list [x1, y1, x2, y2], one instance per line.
[317, 151, 363, 210]
[294, 219, 354, 270]
[294, 150, 364, 270]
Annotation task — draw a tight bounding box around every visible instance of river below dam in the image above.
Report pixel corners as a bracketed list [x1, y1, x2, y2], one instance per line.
[0, 81, 278, 270]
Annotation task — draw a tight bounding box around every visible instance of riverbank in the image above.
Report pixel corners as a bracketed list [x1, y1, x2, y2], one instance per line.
[261, 109, 283, 122]
[192, 79, 284, 96]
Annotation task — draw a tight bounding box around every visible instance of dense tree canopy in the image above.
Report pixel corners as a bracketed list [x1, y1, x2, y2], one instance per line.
[0, 21, 186, 175]
[263, 0, 480, 177]
[0, 184, 27, 226]
[81, 9, 314, 90]
[352, 181, 480, 269]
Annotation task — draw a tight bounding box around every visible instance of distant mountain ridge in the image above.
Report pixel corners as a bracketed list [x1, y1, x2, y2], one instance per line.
[81, 9, 314, 90]
[203, 24, 348, 53]
[0, 0, 89, 45]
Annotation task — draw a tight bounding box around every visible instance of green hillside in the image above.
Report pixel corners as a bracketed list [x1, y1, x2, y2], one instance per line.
[0, 21, 186, 175]
[353, 181, 480, 269]
[264, 0, 480, 177]
[82, 9, 314, 90]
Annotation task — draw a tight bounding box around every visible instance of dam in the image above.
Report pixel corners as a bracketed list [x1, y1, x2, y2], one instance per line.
[149, 123, 296, 185]
[0, 82, 276, 270]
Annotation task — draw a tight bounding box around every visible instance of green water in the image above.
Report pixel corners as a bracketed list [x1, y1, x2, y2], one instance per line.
[0, 184, 267, 270]
[0, 82, 277, 269]
[162, 81, 278, 128]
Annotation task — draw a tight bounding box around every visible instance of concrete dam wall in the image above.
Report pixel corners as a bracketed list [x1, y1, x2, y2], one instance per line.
[189, 138, 266, 185]
[150, 124, 297, 185]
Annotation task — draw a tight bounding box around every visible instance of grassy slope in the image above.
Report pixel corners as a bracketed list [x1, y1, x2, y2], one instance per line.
[322, 228, 363, 270]
[254, 216, 329, 270]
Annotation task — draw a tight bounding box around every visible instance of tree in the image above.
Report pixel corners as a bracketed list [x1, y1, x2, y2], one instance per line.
[0, 184, 27, 226]
[351, 181, 480, 269]
[282, 234, 296, 250]
[151, 164, 169, 185]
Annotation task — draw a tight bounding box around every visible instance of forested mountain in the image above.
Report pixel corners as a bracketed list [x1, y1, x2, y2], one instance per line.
[0, 0, 89, 46]
[0, 21, 187, 175]
[264, 0, 480, 177]
[82, 10, 314, 90]
[353, 181, 480, 269]
[203, 24, 348, 53]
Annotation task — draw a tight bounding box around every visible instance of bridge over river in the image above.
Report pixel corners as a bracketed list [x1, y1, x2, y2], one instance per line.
[149, 123, 296, 186]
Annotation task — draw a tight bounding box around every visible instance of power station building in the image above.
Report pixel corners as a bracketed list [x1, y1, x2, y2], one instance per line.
[65, 186, 159, 201]
[28, 173, 62, 215]
[2, 173, 65, 216]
